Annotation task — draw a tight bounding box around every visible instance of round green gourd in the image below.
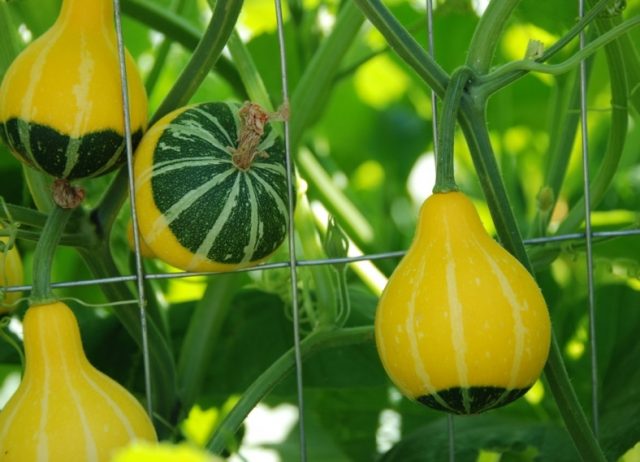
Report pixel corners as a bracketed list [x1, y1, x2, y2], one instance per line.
[133, 101, 291, 272]
[375, 191, 551, 414]
[0, 0, 147, 180]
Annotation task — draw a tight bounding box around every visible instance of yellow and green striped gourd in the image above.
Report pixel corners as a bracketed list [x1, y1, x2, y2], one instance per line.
[375, 192, 551, 414]
[0, 301, 157, 461]
[133, 101, 291, 272]
[0, 0, 147, 179]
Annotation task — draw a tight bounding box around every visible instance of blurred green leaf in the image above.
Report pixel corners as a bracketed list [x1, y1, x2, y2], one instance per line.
[381, 415, 579, 462]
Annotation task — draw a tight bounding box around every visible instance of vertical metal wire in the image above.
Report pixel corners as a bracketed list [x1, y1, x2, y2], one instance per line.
[578, 0, 599, 438]
[425, 1, 455, 459]
[274, 1, 308, 460]
[113, 0, 154, 417]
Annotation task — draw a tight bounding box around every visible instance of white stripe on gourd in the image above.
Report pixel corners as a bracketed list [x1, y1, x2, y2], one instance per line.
[144, 168, 236, 245]
[191, 174, 243, 266]
[473, 235, 527, 390]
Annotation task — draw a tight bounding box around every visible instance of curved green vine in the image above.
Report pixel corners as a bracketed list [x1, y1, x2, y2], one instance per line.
[433, 66, 473, 193]
[207, 326, 374, 455]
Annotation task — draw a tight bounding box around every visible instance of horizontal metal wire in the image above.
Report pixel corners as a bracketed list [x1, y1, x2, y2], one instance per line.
[3, 226, 638, 294]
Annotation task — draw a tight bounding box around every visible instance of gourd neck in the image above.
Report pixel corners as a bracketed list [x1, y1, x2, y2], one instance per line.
[58, 0, 114, 31]
[22, 302, 88, 378]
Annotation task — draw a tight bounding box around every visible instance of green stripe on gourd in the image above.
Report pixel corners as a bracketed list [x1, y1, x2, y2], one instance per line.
[134, 101, 291, 272]
[0, 119, 143, 179]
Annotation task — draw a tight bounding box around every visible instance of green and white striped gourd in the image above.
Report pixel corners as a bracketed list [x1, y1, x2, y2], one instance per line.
[0, 0, 147, 179]
[133, 101, 291, 272]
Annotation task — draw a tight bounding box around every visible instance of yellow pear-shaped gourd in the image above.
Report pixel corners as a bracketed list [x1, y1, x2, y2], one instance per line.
[0, 0, 147, 180]
[375, 192, 551, 414]
[0, 301, 156, 461]
[0, 233, 23, 312]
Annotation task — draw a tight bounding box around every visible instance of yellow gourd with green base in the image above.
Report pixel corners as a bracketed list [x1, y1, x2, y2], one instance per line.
[0, 301, 157, 461]
[0, 0, 147, 179]
[375, 192, 551, 414]
[375, 68, 551, 414]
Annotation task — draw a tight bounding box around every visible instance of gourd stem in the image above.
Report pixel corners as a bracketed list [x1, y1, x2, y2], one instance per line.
[465, 0, 521, 75]
[29, 205, 73, 303]
[545, 335, 607, 462]
[433, 67, 472, 193]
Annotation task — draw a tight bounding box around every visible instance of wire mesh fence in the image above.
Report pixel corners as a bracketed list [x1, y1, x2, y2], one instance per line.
[1, 0, 639, 460]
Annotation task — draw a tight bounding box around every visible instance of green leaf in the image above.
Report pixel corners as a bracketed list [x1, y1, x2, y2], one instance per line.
[380, 415, 579, 462]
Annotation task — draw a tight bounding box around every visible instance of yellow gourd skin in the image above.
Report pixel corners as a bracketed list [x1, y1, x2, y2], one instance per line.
[0, 235, 23, 312]
[375, 192, 551, 414]
[0, 0, 147, 179]
[0, 302, 157, 461]
[126, 220, 156, 259]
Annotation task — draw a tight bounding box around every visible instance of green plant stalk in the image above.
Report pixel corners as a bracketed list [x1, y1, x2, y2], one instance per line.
[290, 2, 365, 149]
[23, 168, 55, 214]
[122, 0, 245, 98]
[143, 0, 189, 96]
[150, 0, 243, 125]
[78, 245, 179, 432]
[333, 267, 351, 327]
[92, 167, 130, 237]
[6, 228, 96, 247]
[323, 216, 351, 327]
[333, 17, 428, 84]
[9, 195, 90, 250]
[466, 0, 521, 74]
[144, 39, 172, 96]
[0, 203, 49, 229]
[297, 148, 374, 247]
[545, 335, 607, 461]
[473, 0, 613, 99]
[619, 34, 640, 116]
[295, 192, 338, 329]
[207, 325, 374, 454]
[477, 15, 640, 81]
[555, 10, 630, 235]
[226, 30, 274, 112]
[353, 0, 448, 97]
[177, 273, 242, 420]
[433, 67, 473, 193]
[122, 0, 202, 49]
[0, 2, 21, 73]
[29, 205, 73, 303]
[528, 67, 587, 238]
